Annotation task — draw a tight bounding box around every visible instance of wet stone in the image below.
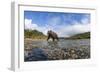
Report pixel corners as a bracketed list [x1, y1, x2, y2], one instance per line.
[24, 39, 90, 61]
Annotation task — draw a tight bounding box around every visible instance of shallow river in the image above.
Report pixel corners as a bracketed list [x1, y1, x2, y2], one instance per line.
[31, 39, 90, 49]
[24, 39, 90, 61]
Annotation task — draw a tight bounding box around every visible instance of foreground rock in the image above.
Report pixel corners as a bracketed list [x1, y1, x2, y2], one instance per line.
[24, 46, 90, 61]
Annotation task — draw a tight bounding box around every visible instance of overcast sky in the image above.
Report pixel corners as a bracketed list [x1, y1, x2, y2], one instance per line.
[24, 11, 90, 37]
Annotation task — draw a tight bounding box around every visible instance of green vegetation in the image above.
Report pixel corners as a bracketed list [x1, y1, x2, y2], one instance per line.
[24, 29, 47, 39]
[67, 32, 90, 39]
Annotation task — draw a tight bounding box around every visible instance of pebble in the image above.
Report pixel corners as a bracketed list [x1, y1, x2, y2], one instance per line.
[24, 42, 90, 61]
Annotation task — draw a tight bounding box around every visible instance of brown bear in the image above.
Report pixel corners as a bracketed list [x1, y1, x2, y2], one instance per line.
[47, 30, 59, 41]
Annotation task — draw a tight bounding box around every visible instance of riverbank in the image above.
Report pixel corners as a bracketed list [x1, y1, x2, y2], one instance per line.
[25, 38, 46, 41]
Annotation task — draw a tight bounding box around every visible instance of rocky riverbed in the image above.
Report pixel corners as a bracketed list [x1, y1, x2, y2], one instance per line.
[24, 39, 90, 61]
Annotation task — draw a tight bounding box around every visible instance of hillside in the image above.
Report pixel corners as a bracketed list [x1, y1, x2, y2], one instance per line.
[67, 32, 90, 39]
[24, 29, 47, 39]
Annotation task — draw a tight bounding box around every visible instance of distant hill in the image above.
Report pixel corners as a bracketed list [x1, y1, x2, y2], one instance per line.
[25, 29, 90, 39]
[66, 32, 90, 39]
[24, 29, 47, 39]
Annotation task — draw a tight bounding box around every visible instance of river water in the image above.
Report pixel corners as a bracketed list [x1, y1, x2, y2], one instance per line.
[31, 39, 90, 49]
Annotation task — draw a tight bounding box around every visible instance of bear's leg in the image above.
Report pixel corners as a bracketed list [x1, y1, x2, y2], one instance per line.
[47, 36, 50, 41]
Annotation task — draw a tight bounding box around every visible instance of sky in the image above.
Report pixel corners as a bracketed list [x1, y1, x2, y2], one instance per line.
[24, 11, 90, 37]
